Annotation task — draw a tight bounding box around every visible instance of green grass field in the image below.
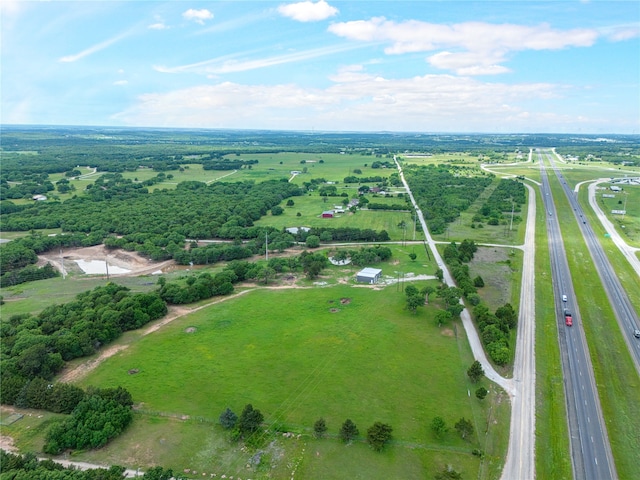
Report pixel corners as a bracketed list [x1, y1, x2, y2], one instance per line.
[67, 284, 508, 479]
[596, 184, 640, 247]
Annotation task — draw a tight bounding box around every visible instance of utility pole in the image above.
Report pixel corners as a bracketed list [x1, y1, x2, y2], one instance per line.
[60, 249, 65, 279]
[509, 200, 515, 232]
[413, 210, 416, 240]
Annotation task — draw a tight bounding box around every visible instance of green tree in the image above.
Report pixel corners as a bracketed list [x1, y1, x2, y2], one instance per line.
[475, 387, 488, 400]
[238, 404, 264, 435]
[421, 285, 435, 304]
[219, 407, 238, 430]
[366, 422, 393, 451]
[408, 252, 417, 261]
[339, 419, 359, 443]
[286, 199, 295, 207]
[406, 294, 424, 314]
[431, 416, 448, 438]
[142, 466, 174, 480]
[473, 275, 484, 287]
[454, 417, 474, 440]
[313, 418, 328, 438]
[434, 309, 452, 326]
[467, 361, 485, 383]
[435, 268, 444, 281]
[306, 235, 320, 248]
[404, 284, 419, 297]
[435, 466, 463, 480]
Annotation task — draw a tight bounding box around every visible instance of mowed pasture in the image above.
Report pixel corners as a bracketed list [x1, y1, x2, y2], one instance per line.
[597, 184, 640, 247]
[77, 285, 508, 479]
[222, 152, 390, 184]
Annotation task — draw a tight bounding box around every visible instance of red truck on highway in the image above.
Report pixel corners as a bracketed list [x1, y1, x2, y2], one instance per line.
[564, 309, 573, 327]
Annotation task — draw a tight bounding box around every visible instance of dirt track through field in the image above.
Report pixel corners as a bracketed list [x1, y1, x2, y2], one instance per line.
[57, 289, 255, 383]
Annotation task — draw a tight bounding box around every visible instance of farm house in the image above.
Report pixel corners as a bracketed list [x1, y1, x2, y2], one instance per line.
[356, 267, 382, 284]
[322, 211, 334, 218]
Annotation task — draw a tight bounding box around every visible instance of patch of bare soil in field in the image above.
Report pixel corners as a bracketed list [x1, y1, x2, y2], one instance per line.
[0, 434, 17, 452]
[471, 246, 510, 263]
[38, 244, 173, 277]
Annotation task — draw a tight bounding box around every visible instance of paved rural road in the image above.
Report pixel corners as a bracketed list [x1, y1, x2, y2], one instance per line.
[393, 157, 540, 480]
[541, 151, 617, 480]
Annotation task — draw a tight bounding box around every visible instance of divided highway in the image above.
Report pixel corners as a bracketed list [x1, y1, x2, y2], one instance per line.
[547, 151, 640, 372]
[539, 151, 617, 480]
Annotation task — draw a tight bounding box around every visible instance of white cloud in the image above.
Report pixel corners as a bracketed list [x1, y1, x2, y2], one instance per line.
[154, 43, 362, 75]
[428, 51, 511, 75]
[148, 22, 168, 30]
[182, 8, 213, 25]
[278, 0, 338, 22]
[329, 18, 600, 75]
[114, 72, 571, 132]
[603, 25, 640, 41]
[113, 80, 128, 86]
[59, 31, 131, 62]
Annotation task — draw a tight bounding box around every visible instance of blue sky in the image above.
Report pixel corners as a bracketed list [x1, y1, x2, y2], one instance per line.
[2, 0, 639, 133]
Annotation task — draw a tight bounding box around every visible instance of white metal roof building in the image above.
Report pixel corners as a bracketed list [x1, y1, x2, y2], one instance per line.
[356, 267, 382, 284]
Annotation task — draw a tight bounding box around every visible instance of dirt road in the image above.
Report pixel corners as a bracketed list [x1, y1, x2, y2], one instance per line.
[396, 156, 537, 480]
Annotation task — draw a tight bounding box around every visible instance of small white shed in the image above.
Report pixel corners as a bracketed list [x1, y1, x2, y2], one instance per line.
[356, 267, 382, 284]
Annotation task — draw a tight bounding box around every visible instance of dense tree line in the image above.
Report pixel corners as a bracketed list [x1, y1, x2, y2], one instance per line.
[0, 231, 104, 275]
[0, 263, 59, 287]
[0, 451, 131, 480]
[1, 378, 86, 413]
[343, 175, 386, 184]
[404, 165, 493, 234]
[0, 283, 167, 380]
[1, 179, 302, 237]
[473, 303, 517, 365]
[440, 240, 516, 364]
[0, 380, 135, 456]
[202, 158, 258, 170]
[370, 161, 395, 169]
[44, 391, 133, 454]
[366, 203, 409, 211]
[158, 271, 236, 304]
[296, 227, 390, 243]
[442, 240, 480, 301]
[1, 179, 303, 274]
[5, 127, 636, 164]
[475, 179, 525, 225]
[334, 245, 392, 266]
[0, 178, 55, 200]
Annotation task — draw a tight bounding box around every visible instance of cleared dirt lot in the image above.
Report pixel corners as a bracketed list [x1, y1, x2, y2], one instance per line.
[39, 244, 173, 277]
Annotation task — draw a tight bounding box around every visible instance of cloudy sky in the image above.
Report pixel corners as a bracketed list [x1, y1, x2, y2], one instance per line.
[2, 0, 639, 133]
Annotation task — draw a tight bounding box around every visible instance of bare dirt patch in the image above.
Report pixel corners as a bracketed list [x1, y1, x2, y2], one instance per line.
[185, 327, 197, 333]
[39, 244, 173, 277]
[0, 434, 17, 452]
[340, 297, 351, 305]
[58, 344, 129, 383]
[441, 328, 455, 337]
[472, 246, 510, 263]
[329, 308, 340, 313]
